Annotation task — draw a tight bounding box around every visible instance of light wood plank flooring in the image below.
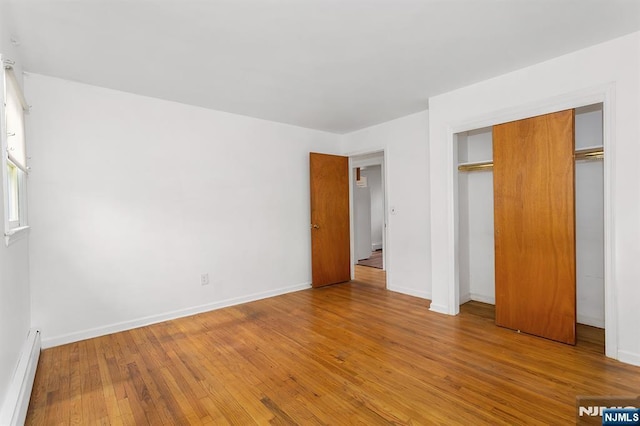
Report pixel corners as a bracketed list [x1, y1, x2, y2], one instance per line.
[354, 264, 386, 288]
[27, 276, 639, 425]
[357, 250, 383, 269]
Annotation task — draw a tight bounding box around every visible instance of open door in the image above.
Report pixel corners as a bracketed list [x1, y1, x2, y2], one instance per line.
[310, 153, 350, 287]
[493, 109, 576, 345]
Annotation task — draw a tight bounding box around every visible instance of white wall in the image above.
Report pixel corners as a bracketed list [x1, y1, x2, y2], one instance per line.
[429, 32, 640, 364]
[0, 4, 32, 418]
[457, 128, 494, 305]
[25, 74, 341, 347]
[353, 165, 384, 261]
[342, 111, 430, 299]
[365, 165, 384, 250]
[457, 132, 470, 303]
[353, 172, 372, 261]
[575, 105, 605, 327]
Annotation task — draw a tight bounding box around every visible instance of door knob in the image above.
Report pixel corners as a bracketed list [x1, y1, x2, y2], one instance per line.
[312, 224, 320, 229]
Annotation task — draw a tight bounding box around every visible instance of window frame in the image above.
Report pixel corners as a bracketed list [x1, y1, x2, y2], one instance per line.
[1, 56, 30, 246]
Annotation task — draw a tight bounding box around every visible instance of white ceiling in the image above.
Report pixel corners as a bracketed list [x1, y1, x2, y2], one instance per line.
[5, 0, 640, 133]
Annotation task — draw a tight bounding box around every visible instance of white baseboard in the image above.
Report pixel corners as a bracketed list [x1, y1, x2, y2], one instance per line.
[372, 242, 383, 251]
[41, 282, 311, 349]
[459, 292, 471, 304]
[387, 284, 430, 301]
[470, 293, 495, 305]
[429, 303, 450, 315]
[0, 328, 41, 426]
[577, 314, 605, 329]
[617, 350, 640, 367]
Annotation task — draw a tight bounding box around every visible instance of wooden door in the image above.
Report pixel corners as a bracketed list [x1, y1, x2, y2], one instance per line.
[310, 153, 351, 287]
[493, 110, 576, 345]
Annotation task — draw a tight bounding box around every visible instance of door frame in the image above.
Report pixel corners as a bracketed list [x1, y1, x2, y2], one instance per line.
[449, 85, 616, 358]
[347, 149, 388, 284]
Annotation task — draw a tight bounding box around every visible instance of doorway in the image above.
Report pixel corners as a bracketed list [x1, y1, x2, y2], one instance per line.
[350, 151, 387, 288]
[455, 104, 605, 350]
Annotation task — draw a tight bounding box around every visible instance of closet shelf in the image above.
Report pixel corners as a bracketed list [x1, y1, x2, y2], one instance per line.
[458, 146, 603, 172]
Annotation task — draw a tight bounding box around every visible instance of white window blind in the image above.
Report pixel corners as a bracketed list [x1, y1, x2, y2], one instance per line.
[4, 65, 28, 173]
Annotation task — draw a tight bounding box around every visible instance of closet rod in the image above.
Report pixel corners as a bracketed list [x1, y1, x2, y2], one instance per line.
[457, 161, 494, 172]
[457, 147, 604, 172]
[574, 147, 604, 161]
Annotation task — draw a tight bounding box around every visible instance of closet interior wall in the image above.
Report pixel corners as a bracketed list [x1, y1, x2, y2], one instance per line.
[457, 104, 604, 328]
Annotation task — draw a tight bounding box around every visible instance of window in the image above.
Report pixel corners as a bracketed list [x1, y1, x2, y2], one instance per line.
[2, 58, 29, 245]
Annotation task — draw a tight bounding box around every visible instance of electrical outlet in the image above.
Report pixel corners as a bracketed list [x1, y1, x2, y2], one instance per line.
[200, 273, 209, 286]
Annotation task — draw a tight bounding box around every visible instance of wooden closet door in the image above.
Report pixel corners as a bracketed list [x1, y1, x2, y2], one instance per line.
[493, 110, 576, 345]
[309, 153, 351, 287]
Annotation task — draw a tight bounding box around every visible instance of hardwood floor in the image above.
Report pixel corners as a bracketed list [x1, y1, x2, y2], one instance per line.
[357, 250, 383, 269]
[27, 281, 640, 425]
[354, 264, 386, 288]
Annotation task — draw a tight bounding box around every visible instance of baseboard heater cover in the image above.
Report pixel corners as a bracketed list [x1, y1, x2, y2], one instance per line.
[0, 328, 41, 426]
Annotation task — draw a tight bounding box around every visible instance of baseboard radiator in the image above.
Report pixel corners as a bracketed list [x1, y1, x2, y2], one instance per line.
[0, 328, 41, 426]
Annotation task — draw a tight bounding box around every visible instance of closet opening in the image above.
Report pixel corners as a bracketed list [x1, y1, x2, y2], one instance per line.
[455, 103, 604, 352]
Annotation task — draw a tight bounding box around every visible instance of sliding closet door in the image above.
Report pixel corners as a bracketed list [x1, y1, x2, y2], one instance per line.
[493, 110, 576, 345]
